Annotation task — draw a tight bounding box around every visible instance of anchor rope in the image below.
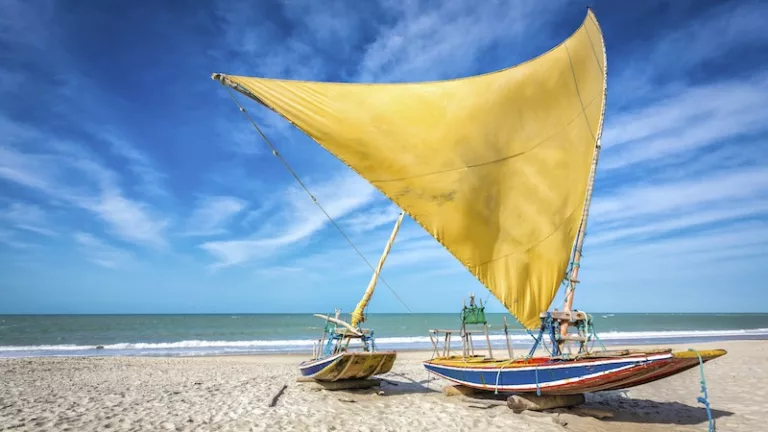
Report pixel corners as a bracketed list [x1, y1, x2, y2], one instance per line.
[689, 349, 715, 432]
[493, 358, 516, 395]
[222, 86, 412, 313]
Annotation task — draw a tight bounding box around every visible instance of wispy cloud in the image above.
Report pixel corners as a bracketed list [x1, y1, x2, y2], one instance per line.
[0, 202, 56, 237]
[0, 228, 36, 250]
[107, 134, 169, 198]
[601, 74, 768, 171]
[182, 195, 247, 237]
[356, 0, 565, 82]
[578, 0, 768, 293]
[200, 171, 378, 269]
[610, 0, 768, 106]
[592, 167, 768, 228]
[341, 203, 401, 234]
[0, 142, 169, 249]
[73, 232, 136, 269]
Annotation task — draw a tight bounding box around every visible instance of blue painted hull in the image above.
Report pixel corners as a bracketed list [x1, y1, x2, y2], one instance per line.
[423, 351, 681, 394]
[299, 353, 344, 377]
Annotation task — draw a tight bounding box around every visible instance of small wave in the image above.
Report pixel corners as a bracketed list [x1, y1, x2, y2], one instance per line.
[2, 327, 767, 357]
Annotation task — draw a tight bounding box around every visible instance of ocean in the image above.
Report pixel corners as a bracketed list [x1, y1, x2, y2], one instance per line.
[1, 313, 767, 358]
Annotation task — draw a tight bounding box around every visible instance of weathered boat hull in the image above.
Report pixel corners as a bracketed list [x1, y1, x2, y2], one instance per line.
[299, 351, 397, 381]
[423, 349, 726, 395]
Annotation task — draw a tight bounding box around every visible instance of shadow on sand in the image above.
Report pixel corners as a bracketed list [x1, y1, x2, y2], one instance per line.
[569, 390, 734, 427]
[373, 372, 437, 395]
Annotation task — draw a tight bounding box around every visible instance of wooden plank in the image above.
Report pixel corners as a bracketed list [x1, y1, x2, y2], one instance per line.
[541, 311, 588, 321]
[429, 329, 490, 334]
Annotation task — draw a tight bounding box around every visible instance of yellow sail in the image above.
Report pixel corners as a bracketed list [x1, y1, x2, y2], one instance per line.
[213, 10, 606, 330]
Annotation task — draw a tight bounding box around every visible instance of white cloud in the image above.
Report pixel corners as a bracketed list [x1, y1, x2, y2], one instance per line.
[357, 0, 565, 82]
[200, 171, 378, 269]
[0, 228, 36, 249]
[107, 134, 169, 198]
[0, 143, 169, 249]
[183, 196, 247, 237]
[0, 202, 56, 236]
[601, 74, 768, 170]
[592, 167, 768, 227]
[341, 203, 401, 234]
[73, 232, 136, 269]
[589, 203, 768, 246]
[609, 0, 768, 107]
[587, 221, 768, 277]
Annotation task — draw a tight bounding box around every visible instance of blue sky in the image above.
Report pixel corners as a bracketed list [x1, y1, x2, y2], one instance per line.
[1, 0, 767, 315]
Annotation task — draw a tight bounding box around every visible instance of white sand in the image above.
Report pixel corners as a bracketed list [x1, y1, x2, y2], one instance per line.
[0, 340, 762, 431]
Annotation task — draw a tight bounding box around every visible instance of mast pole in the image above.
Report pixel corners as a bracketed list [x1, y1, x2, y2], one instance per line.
[560, 9, 607, 338]
[350, 211, 406, 328]
[559, 146, 601, 338]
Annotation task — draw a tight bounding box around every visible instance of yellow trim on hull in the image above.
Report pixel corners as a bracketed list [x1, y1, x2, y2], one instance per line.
[313, 351, 397, 382]
[671, 349, 727, 361]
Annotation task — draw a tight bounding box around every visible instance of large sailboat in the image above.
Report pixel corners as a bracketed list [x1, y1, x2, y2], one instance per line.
[212, 8, 725, 393]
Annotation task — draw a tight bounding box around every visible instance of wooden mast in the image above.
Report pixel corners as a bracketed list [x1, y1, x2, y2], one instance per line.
[560, 9, 607, 339]
[559, 147, 601, 338]
[350, 212, 405, 328]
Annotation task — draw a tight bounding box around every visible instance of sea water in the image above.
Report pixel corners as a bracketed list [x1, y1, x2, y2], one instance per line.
[1, 313, 767, 358]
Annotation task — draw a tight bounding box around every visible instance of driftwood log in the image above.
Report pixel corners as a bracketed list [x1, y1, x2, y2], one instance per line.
[442, 385, 478, 397]
[268, 384, 288, 407]
[507, 393, 585, 412]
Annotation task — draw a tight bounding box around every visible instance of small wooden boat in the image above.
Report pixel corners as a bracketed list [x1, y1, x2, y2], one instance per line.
[297, 213, 405, 382]
[299, 350, 397, 382]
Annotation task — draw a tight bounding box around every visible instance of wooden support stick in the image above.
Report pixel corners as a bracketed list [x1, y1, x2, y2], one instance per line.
[268, 383, 288, 407]
[484, 323, 493, 358]
[503, 317, 513, 359]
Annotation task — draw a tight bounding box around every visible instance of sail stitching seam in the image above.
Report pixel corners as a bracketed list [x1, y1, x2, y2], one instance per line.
[583, 19, 605, 75]
[369, 95, 599, 184]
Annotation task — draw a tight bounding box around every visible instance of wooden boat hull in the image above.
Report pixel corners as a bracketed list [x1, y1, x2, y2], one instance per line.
[423, 349, 726, 395]
[299, 351, 397, 381]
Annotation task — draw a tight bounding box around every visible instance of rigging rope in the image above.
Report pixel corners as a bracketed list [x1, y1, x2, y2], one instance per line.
[223, 86, 412, 313]
[688, 349, 715, 432]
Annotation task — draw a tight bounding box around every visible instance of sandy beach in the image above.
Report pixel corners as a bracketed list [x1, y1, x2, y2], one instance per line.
[0, 340, 763, 431]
